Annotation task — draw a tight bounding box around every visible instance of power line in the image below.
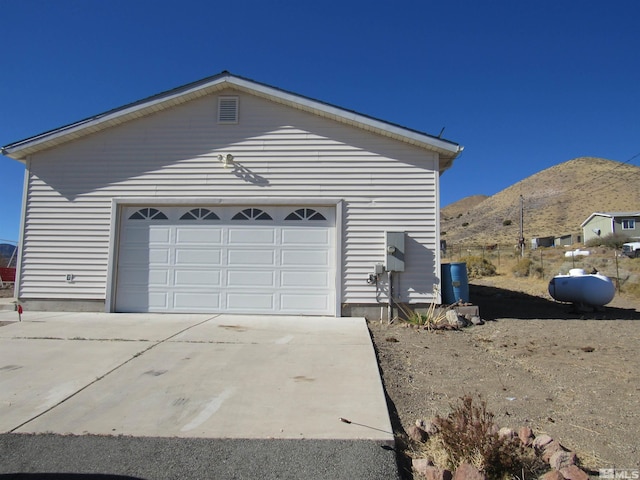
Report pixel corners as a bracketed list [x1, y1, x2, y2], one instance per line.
[555, 152, 640, 198]
[518, 152, 640, 206]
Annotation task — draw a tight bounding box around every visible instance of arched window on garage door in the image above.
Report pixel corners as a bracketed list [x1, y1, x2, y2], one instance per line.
[128, 208, 168, 220]
[285, 208, 326, 221]
[231, 208, 273, 220]
[180, 208, 220, 220]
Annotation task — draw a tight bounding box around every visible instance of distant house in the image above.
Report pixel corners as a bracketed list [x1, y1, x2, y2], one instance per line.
[554, 233, 582, 247]
[530, 236, 555, 249]
[1, 71, 463, 318]
[581, 212, 640, 243]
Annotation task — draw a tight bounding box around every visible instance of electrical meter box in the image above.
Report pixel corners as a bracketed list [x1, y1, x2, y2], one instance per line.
[385, 231, 405, 272]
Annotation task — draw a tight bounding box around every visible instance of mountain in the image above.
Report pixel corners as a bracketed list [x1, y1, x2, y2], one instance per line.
[441, 195, 488, 220]
[440, 157, 640, 245]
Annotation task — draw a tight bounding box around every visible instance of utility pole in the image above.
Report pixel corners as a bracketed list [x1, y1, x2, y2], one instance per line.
[519, 195, 525, 257]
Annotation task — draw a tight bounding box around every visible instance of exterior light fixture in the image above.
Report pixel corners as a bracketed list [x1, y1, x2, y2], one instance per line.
[217, 153, 234, 168]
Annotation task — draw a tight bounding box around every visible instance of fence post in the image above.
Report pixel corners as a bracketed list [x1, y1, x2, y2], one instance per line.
[614, 248, 620, 292]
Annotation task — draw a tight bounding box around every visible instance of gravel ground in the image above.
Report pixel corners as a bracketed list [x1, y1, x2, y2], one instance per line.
[369, 280, 640, 479]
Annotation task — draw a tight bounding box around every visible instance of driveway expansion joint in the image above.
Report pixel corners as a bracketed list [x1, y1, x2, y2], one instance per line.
[8, 315, 220, 433]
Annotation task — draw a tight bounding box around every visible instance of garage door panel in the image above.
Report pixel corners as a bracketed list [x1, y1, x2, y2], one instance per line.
[281, 228, 330, 245]
[175, 248, 222, 265]
[176, 227, 223, 244]
[149, 269, 171, 286]
[228, 228, 276, 244]
[174, 293, 221, 310]
[175, 269, 221, 286]
[280, 293, 330, 312]
[227, 270, 275, 287]
[148, 227, 171, 243]
[281, 250, 329, 266]
[147, 292, 170, 310]
[148, 248, 171, 265]
[228, 249, 275, 266]
[120, 225, 171, 244]
[227, 293, 274, 310]
[281, 271, 329, 288]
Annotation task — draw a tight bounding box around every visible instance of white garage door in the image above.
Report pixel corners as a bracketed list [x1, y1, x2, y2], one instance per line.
[115, 205, 336, 315]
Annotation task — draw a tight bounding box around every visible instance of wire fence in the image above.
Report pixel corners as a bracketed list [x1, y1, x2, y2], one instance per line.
[441, 243, 630, 291]
[442, 243, 522, 269]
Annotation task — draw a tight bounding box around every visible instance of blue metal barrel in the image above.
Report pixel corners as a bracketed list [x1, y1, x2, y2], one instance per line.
[441, 262, 469, 304]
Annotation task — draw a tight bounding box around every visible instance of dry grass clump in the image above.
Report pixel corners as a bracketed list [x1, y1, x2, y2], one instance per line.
[420, 396, 545, 480]
[459, 256, 497, 278]
[623, 277, 640, 299]
[511, 258, 534, 277]
[396, 286, 456, 329]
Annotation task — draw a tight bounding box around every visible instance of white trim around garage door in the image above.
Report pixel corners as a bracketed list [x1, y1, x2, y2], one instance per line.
[105, 197, 343, 316]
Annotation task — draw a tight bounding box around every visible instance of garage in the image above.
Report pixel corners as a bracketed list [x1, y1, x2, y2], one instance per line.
[114, 205, 336, 315]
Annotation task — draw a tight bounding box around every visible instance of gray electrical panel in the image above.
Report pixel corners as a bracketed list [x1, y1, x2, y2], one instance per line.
[385, 231, 405, 272]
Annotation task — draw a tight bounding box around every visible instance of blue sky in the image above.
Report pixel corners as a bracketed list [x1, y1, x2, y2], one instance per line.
[1, 0, 639, 244]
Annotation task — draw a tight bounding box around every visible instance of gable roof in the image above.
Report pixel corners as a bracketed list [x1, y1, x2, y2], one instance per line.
[1, 71, 463, 172]
[581, 211, 640, 227]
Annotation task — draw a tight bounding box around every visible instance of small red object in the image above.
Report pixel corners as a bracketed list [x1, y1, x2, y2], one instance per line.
[18, 305, 23, 314]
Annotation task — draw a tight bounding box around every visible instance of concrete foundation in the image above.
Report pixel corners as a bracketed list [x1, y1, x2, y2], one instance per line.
[17, 299, 105, 312]
[15, 299, 480, 320]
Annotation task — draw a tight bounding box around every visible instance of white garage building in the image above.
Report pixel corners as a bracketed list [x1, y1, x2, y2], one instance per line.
[2, 72, 462, 318]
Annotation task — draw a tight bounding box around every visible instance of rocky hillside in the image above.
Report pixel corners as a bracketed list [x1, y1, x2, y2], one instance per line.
[441, 157, 640, 245]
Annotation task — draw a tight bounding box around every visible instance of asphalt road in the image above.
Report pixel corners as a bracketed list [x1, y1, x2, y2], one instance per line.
[0, 434, 400, 479]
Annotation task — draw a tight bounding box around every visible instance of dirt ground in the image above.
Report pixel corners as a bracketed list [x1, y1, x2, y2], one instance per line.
[0, 286, 13, 298]
[369, 278, 640, 479]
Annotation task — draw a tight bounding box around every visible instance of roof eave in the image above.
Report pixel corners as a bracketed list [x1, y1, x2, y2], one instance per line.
[1, 72, 463, 165]
[581, 211, 640, 227]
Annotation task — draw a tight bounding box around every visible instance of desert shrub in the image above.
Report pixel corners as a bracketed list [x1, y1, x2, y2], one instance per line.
[585, 232, 631, 249]
[459, 256, 496, 278]
[462, 222, 469, 227]
[431, 396, 545, 479]
[530, 264, 544, 279]
[396, 295, 454, 330]
[623, 280, 640, 299]
[512, 258, 533, 277]
[502, 219, 512, 226]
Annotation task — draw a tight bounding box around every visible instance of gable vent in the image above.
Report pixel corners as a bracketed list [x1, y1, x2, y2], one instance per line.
[218, 96, 239, 124]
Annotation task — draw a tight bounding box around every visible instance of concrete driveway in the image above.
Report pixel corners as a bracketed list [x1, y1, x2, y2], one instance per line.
[0, 311, 399, 479]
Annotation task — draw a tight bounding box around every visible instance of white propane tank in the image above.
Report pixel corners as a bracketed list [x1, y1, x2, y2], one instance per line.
[548, 270, 615, 306]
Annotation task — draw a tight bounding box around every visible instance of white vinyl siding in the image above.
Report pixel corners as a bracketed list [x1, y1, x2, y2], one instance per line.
[20, 90, 440, 306]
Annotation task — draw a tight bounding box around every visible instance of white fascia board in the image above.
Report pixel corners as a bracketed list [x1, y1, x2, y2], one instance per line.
[580, 212, 611, 227]
[226, 76, 462, 158]
[2, 72, 463, 163]
[2, 77, 230, 161]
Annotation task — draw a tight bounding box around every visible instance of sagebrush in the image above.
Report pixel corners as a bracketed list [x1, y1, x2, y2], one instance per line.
[459, 256, 497, 278]
[425, 396, 545, 479]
